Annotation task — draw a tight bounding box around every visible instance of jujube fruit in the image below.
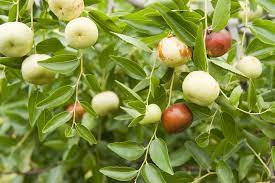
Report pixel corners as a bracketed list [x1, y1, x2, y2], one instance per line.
[182, 71, 220, 106]
[162, 103, 193, 133]
[92, 91, 120, 116]
[236, 56, 262, 79]
[139, 104, 162, 125]
[65, 17, 98, 49]
[21, 54, 55, 85]
[0, 22, 33, 57]
[205, 29, 232, 57]
[157, 36, 192, 67]
[66, 102, 85, 121]
[48, 0, 84, 21]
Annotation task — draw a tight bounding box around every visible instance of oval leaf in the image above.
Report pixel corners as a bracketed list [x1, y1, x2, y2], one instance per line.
[37, 85, 75, 109]
[142, 163, 166, 183]
[108, 141, 145, 161]
[76, 124, 97, 145]
[111, 56, 146, 80]
[149, 138, 174, 175]
[42, 111, 72, 133]
[100, 166, 138, 181]
[39, 54, 79, 74]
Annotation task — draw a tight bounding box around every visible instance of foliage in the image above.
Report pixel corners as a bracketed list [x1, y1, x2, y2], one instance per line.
[0, 0, 275, 182]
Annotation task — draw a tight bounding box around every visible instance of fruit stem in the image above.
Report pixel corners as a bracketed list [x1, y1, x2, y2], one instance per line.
[204, 0, 209, 72]
[16, 0, 20, 22]
[133, 124, 158, 183]
[166, 71, 175, 108]
[145, 57, 157, 106]
[246, 141, 272, 178]
[72, 50, 84, 125]
[191, 171, 216, 183]
[30, 3, 36, 54]
[240, 0, 249, 55]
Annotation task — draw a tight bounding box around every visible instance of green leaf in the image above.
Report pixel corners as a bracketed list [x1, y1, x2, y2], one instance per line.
[38, 54, 79, 74]
[246, 38, 275, 59]
[153, 3, 197, 46]
[36, 38, 65, 54]
[0, 57, 23, 69]
[84, 74, 101, 92]
[184, 141, 211, 170]
[28, 89, 43, 127]
[142, 163, 166, 183]
[89, 10, 122, 33]
[220, 112, 238, 144]
[128, 115, 144, 127]
[37, 85, 75, 109]
[79, 101, 97, 117]
[111, 56, 146, 80]
[195, 133, 210, 148]
[239, 155, 254, 180]
[250, 19, 275, 45]
[100, 167, 138, 181]
[272, 147, 275, 169]
[8, 4, 17, 22]
[243, 130, 269, 154]
[247, 79, 257, 110]
[42, 111, 73, 133]
[112, 32, 151, 52]
[212, 0, 231, 32]
[193, 24, 208, 71]
[162, 171, 193, 183]
[229, 85, 243, 107]
[216, 161, 234, 183]
[108, 141, 145, 161]
[76, 124, 97, 145]
[170, 147, 191, 167]
[251, 116, 275, 139]
[115, 80, 143, 102]
[149, 138, 174, 175]
[257, 0, 275, 14]
[210, 60, 247, 78]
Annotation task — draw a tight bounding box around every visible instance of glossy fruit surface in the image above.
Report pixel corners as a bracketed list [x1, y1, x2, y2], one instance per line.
[157, 36, 192, 67]
[0, 22, 33, 57]
[21, 54, 55, 85]
[205, 29, 232, 57]
[65, 17, 98, 49]
[48, 0, 84, 21]
[236, 56, 262, 79]
[139, 104, 162, 125]
[162, 103, 193, 133]
[92, 91, 120, 116]
[66, 102, 85, 121]
[182, 71, 220, 106]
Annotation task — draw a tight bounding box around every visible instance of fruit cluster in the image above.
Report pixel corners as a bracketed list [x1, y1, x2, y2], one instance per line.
[0, 0, 263, 135]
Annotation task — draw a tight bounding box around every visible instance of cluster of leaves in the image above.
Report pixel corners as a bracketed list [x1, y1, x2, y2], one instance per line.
[0, 0, 275, 182]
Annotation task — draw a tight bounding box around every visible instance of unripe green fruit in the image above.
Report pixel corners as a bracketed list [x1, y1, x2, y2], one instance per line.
[65, 17, 98, 49]
[0, 22, 33, 57]
[182, 71, 220, 106]
[239, 2, 263, 21]
[21, 54, 55, 85]
[139, 104, 162, 125]
[157, 36, 192, 67]
[92, 91, 120, 116]
[236, 56, 262, 79]
[48, 0, 84, 21]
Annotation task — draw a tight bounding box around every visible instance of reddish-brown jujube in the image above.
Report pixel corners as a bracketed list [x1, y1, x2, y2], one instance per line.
[162, 103, 193, 133]
[205, 29, 232, 57]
